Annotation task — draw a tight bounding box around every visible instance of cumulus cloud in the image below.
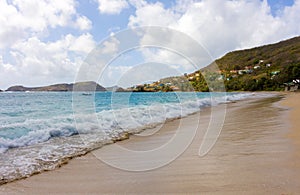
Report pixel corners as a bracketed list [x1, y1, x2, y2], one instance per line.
[128, 1, 179, 27]
[127, 0, 300, 71]
[98, 65, 133, 87]
[100, 37, 120, 54]
[75, 16, 92, 31]
[116, 62, 180, 87]
[68, 33, 96, 54]
[0, 33, 96, 88]
[98, 62, 181, 88]
[97, 0, 129, 14]
[140, 48, 195, 71]
[0, 0, 92, 49]
[0, 0, 95, 89]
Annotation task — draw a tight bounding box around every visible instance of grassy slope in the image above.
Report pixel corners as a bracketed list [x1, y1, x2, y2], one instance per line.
[215, 36, 300, 71]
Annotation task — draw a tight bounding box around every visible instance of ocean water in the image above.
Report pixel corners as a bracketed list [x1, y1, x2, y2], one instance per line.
[0, 91, 268, 183]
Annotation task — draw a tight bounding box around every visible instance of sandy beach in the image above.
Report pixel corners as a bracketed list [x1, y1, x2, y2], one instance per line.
[1, 93, 300, 194]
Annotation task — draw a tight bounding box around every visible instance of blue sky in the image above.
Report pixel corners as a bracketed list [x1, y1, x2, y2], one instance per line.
[268, 0, 294, 15]
[0, 0, 299, 89]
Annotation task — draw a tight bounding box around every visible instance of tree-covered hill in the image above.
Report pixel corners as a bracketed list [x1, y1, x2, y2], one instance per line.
[141, 36, 300, 92]
[215, 36, 300, 71]
[200, 36, 300, 91]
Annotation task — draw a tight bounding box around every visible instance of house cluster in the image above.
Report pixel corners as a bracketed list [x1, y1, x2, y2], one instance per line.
[217, 60, 282, 81]
[230, 60, 272, 76]
[182, 60, 279, 83]
[284, 79, 300, 92]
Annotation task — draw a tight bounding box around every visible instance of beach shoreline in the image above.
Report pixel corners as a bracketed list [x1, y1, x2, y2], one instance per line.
[1, 93, 300, 194]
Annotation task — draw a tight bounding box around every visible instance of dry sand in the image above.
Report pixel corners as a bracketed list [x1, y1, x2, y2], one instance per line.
[280, 92, 300, 174]
[1, 93, 300, 194]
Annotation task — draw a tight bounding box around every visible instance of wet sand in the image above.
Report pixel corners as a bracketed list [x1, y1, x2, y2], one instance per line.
[1, 94, 300, 194]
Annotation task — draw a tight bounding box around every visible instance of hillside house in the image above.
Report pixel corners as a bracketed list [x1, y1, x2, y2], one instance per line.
[239, 69, 253, 75]
[284, 79, 300, 92]
[170, 86, 180, 91]
[271, 71, 280, 75]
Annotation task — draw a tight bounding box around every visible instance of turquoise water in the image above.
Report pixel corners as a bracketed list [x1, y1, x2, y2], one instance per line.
[0, 91, 257, 183]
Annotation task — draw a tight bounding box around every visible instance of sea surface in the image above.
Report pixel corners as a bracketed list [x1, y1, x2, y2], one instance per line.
[0, 91, 272, 183]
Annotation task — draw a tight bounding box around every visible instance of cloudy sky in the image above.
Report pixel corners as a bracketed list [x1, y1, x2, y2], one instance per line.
[0, 0, 299, 89]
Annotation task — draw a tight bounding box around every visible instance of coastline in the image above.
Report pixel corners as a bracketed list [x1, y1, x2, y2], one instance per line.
[1, 93, 300, 194]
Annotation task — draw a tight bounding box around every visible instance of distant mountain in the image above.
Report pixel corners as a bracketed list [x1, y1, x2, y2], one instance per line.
[6, 81, 106, 92]
[105, 86, 126, 92]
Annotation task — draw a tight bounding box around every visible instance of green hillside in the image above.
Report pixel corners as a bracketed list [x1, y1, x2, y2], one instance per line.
[215, 36, 300, 71]
[186, 36, 300, 91]
[135, 36, 300, 92]
[213, 36, 300, 91]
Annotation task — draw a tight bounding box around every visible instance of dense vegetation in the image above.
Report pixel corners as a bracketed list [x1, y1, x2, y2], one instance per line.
[198, 36, 300, 91]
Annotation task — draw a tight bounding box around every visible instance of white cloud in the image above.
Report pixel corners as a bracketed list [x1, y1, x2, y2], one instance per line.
[281, 0, 300, 36]
[0, 56, 21, 89]
[117, 62, 178, 87]
[0, 34, 97, 89]
[0, 0, 96, 89]
[98, 62, 181, 88]
[100, 37, 120, 54]
[68, 33, 96, 54]
[98, 65, 133, 87]
[97, 0, 129, 15]
[128, 1, 179, 27]
[128, 0, 147, 9]
[141, 48, 194, 71]
[75, 16, 92, 31]
[0, 0, 92, 49]
[127, 0, 300, 72]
